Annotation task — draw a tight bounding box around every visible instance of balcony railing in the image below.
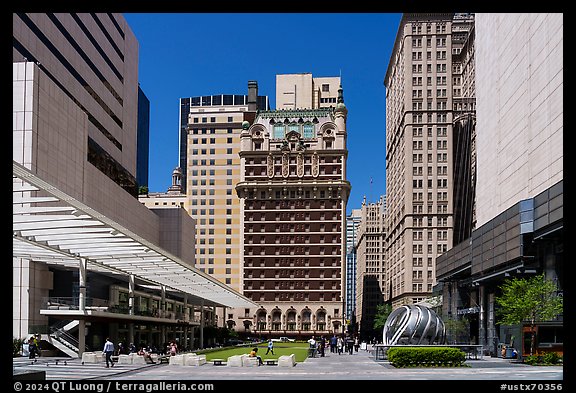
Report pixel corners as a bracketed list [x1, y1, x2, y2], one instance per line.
[42, 297, 200, 323]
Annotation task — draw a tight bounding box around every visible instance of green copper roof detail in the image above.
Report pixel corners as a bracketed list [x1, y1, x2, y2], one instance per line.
[257, 108, 334, 119]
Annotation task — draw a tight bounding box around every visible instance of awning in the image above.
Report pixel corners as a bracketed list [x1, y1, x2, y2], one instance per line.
[13, 160, 258, 309]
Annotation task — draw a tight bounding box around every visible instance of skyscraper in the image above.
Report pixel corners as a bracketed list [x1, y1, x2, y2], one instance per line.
[383, 13, 475, 307]
[234, 74, 351, 337]
[355, 195, 386, 340]
[177, 84, 270, 302]
[345, 209, 362, 324]
[436, 13, 563, 357]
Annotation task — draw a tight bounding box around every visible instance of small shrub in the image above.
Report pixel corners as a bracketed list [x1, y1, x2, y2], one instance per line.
[523, 355, 539, 365]
[523, 353, 562, 366]
[13, 338, 25, 357]
[542, 352, 562, 365]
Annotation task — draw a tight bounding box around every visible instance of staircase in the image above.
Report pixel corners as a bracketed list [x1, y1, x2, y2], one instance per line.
[47, 320, 87, 358]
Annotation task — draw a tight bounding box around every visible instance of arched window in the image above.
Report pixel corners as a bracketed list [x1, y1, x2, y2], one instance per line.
[288, 123, 300, 134]
[273, 124, 285, 139]
[303, 123, 315, 138]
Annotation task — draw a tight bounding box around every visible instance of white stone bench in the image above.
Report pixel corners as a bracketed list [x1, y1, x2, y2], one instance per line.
[81, 352, 103, 364]
[243, 356, 260, 367]
[117, 354, 133, 364]
[168, 354, 185, 365]
[184, 354, 206, 366]
[278, 354, 296, 367]
[227, 354, 246, 367]
[131, 353, 147, 365]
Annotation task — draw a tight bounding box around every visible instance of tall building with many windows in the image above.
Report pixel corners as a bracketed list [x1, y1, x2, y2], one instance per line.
[177, 83, 270, 299]
[355, 196, 386, 340]
[178, 91, 269, 193]
[234, 74, 351, 337]
[437, 13, 563, 357]
[345, 209, 362, 325]
[383, 13, 475, 308]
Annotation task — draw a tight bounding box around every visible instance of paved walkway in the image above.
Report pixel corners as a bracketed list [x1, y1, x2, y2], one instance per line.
[13, 348, 563, 381]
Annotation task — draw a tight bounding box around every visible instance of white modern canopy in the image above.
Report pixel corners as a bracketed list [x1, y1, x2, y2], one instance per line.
[13, 160, 257, 309]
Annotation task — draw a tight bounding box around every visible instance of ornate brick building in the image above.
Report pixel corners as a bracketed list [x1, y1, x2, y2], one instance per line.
[235, 82, 351, 337]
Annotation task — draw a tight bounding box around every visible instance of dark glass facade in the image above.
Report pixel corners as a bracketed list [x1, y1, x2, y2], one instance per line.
[137, 85, 150, 189]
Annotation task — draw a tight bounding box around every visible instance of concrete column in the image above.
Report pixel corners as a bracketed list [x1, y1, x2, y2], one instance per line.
[77, 257, 87, 357]
[183, 294, 189, 349]
[190, 326, 196, 350]
[78, 257, 87, 311]
[200, 300, 204, 349]
[161, 286, 166, 318]
[128, 275, 135, 346]
[161, 286, 166, 346]
[478, 285, 486, 350]
[128, 275, 135, 315]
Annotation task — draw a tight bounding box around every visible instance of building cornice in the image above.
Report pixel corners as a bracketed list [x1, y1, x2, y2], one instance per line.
[257, 108, 334, 119]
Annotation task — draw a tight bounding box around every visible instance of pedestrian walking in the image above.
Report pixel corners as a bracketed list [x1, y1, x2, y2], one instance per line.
[319, 336, 326, 357]
[330, 335, 337, 353]
[354, 336, 360, 352]
[337, 336, 344, 355]
[346, 335, 354, 354]
[266, 339, 275, 355]
[27, 336, 36, 359]
[308, 336, 317, 357]
[103, 337, 115, 368]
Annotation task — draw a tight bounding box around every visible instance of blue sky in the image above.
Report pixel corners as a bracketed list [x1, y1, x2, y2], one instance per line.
[124, 13, 402, 214]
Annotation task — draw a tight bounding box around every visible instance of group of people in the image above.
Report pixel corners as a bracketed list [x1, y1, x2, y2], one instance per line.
[307, 334, 360, 357]
[102, 338, 181, 368]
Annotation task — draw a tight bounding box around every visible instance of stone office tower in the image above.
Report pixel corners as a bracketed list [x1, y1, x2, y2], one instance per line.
[235, 76, 351, 336]
[383, 13, 475, 308]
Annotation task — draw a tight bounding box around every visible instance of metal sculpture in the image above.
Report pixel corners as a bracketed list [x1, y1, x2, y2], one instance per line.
[383, 305, 446, 345]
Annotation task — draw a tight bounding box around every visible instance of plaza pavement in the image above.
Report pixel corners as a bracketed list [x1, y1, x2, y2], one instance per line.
[12, 346, 563, 381]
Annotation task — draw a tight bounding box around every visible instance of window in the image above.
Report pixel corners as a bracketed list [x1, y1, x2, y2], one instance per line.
[322, 84, 330, 92]
[273, 124, 285, 139]
[288, 124, 299, 134]
[303, 124, 314, 138]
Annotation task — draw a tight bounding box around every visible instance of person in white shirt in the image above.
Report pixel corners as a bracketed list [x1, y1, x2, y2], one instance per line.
[103, 338, 115, 368]
[266, 339, 275, 355]
[307, 336, 317, 357]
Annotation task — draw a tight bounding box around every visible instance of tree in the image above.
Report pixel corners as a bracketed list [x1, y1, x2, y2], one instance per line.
[373, 304, 393, 331]
[138, 185, 149, 195]
[495, 274, 563, 356]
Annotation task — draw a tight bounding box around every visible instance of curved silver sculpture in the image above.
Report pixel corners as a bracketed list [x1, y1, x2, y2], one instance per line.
[383, 305, 446, 345]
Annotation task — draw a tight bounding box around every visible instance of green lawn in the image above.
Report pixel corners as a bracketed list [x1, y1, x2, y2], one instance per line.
[197, 342, 310, 363]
